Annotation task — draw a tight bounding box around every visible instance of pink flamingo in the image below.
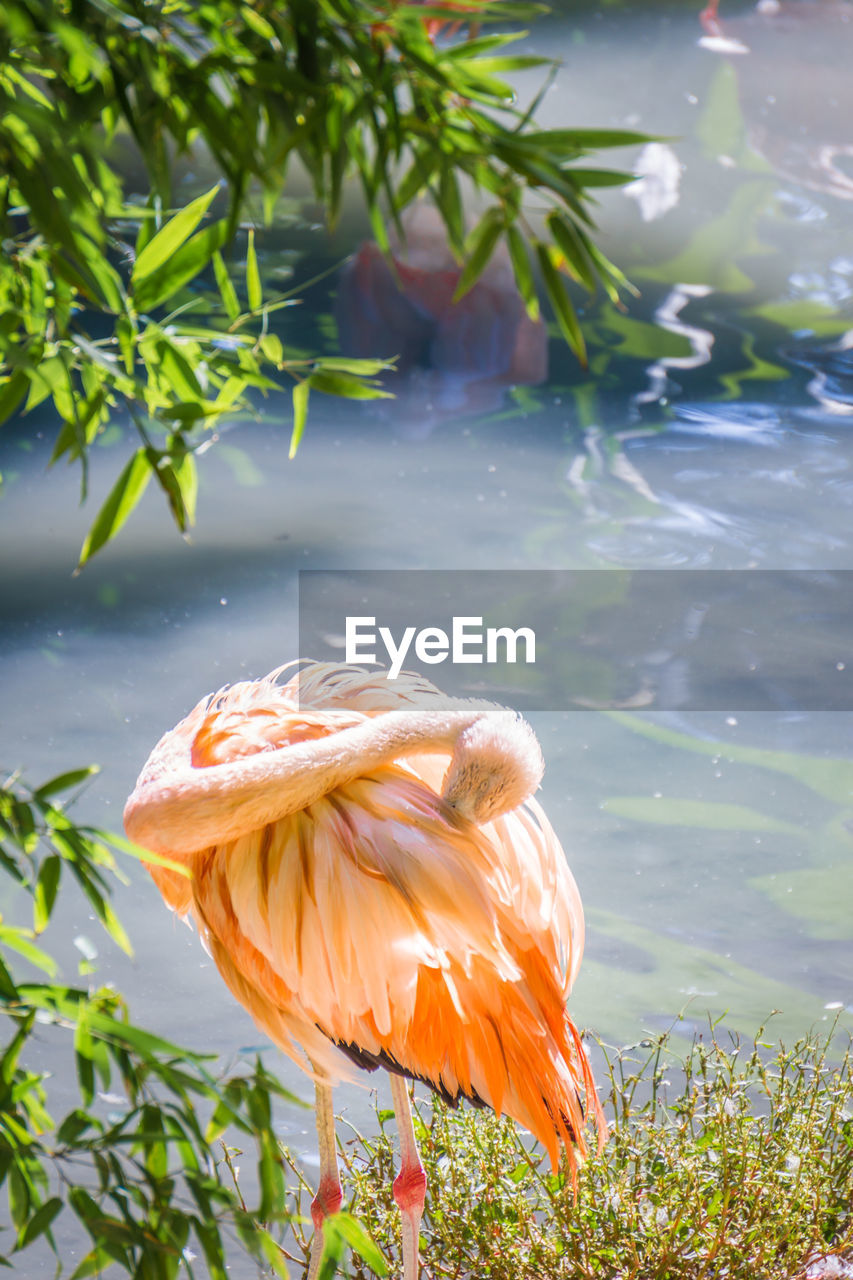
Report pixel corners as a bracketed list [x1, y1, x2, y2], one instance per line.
[124, 662, 602, 1279]
[336, 205, 547, 429]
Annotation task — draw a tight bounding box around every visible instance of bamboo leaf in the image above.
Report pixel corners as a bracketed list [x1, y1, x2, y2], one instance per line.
[529, 128, 651, 152]
[17, 1196, 62, 1250]
[106, 831, 191, 880]
[308, 370, 393, 400]
[289, 379, 310, 459]
[98, 899, 134, 958]
[241, 6, 275, 38]
[452, 208, 504, 303]
[213, 251, 240, 321]
[394, 149, 438, 211]
[246, 229, 262, 312]
[536, 243, 587, 364]
[444, 30, 529, 59]
[33, 766, 100, 800]
[565, 167, 637, 188]
[7, 1166, 30, 1232]
[70, 1246, 119, 1280]
[76, 448, 153, 570]
[547, 212, 598, 295]
[134, 204, 159, 262]
[438, 169, 465, 253]
[133, 220, 230, 313]
[506, 225, 539, 321]
[0, 925, 58, 977]
[465, 54, 547, 72]
[259, 333, 283, 365]
[312, 357, 393, 376]
[256, 1228, 290, 1278]
[173, 449, 198, 526]
[0, 371, 31, 427]
[132, 184, 222, 284]
[33, 855, 61, 934]
[320, 1213, 388, 1276]
[257, 1130, 285, 1220]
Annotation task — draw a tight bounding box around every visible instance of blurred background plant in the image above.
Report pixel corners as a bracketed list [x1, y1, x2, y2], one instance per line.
[0, 0, 644, 567]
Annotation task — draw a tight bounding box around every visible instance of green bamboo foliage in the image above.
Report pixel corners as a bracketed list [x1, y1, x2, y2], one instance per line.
[0, 769, 387, 1277]
[0, 0, 646, 564]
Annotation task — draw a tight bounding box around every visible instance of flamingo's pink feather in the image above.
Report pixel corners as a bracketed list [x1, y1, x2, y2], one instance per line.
[130, 663, 603, 1170]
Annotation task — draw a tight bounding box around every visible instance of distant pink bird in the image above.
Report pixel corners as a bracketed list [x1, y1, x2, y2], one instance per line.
[336, 204, 547, 430]
[124, 662, 602, 1279]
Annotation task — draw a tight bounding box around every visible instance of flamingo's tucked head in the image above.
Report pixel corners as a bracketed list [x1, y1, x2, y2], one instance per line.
[441, 711, 544, 825]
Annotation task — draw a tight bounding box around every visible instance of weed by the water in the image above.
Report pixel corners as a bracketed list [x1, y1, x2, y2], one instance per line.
[283, 1025, 853, 1278]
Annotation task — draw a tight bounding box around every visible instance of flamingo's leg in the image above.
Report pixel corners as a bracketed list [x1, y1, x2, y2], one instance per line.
[307, 1080, 342, 1280]
[389, 1073, 427, 1280]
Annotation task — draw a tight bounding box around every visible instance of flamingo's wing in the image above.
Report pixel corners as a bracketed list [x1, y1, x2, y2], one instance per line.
[191, 765, 599, 1169]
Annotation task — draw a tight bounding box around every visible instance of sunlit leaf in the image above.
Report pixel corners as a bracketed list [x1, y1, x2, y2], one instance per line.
[547, 212, 598, 294]
[70, 1245, 120, 1280]
[536, 242, 587, 365]
[246, 228, 262, 312]
[33, 856, 61, 934]
[97, 899, 134, 958]
[172, 448, 198, 526]
[145, 442, 198, 533]
[133, 220, 230, 313]
[259, 333, 283, 365]
[257, 1130, 285, 1219]
[289, 378, 310, 459]
[241, 5, 275, 39]
[452, 208, 505, 303]
[132, 184, 222, 284]
[566, 167, 637, 188]
[256, 1228, 290, 1278]
[312, 358, 392, 376]
[438, 168, 465, 253]
[0, 924, 58, 976]
[33, 766, 100, 801]
[531, 128, 650, 152]
[506, 225, 539, 321]
[466, 54, 547, 73]
[443, 29, 528, 59]
[0, 371, 30, 427]
[7, 1165, 30, 1232]
[213, 250, 241, 322]
[16, 1196, 62, 1250]
[76, 449, 152, 569]
[320, 1213, 388, 1276]
[309, 370, 393, 400]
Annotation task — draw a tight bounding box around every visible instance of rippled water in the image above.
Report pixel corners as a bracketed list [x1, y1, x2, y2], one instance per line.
[2, 0, 853, 1240]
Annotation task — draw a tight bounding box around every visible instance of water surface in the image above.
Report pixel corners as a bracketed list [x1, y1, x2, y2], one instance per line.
[2, 1, 852, 1249]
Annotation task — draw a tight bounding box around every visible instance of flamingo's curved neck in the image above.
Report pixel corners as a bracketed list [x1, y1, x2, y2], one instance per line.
[124, 706, 543, 856]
